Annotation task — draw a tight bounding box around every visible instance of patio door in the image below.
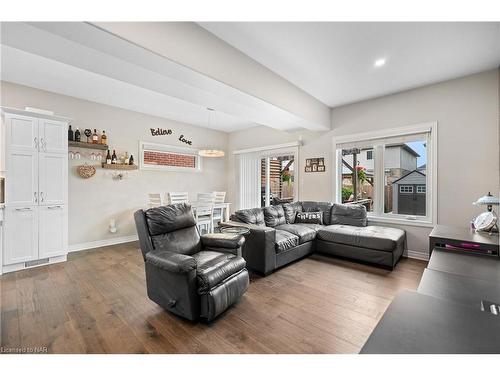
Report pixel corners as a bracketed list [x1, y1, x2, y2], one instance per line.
[236, 144, 298, 210]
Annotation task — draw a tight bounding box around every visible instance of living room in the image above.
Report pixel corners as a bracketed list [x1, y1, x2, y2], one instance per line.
[1, 1, 500, 372]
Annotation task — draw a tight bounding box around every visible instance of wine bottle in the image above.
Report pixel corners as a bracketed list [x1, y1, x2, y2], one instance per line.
[74, 128, 81, 142]
[101, 130, 107, 145]
[106, 150, 112, 165]
[111, 150, 117, 164]
[92, 129, 99, 144]
[129, 154, 134, 165]
[68, 125, 74, 141]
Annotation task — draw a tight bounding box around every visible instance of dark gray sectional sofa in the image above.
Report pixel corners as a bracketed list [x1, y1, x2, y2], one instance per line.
[220, 201, 406, 275]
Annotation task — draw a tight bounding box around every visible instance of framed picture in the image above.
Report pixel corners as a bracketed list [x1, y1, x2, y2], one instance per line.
[305, 157, 325, 173]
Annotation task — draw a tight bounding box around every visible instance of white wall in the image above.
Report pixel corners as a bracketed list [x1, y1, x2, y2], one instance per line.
[1, 81, 229, 247]
[227, 70, 500, 258]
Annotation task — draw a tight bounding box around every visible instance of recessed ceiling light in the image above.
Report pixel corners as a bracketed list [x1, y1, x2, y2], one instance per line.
[374, 58, 386, 67]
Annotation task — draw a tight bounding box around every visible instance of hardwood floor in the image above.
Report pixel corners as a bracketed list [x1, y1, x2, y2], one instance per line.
[0, 242, 426, 353]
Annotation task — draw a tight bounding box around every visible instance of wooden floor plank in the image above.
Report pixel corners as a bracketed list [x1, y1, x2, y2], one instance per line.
[0, 241, 426, 353]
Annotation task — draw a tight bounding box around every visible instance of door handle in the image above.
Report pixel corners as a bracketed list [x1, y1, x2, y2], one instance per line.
[34, 137, 38, 149]
[40, 138, 47, 151]
[34, 192, 38, 203]
[40, 192, 45, 202]
[47, 205, 62, 210]
[15, 207, 32, 211]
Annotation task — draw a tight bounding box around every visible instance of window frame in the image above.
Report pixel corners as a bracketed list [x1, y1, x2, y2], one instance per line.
[333, 122, 437, 228]
[366, 150, 373, 160]
[416, 185, 426, 194]
[139, 141, 202, 172]
[400, 185, 414, 193]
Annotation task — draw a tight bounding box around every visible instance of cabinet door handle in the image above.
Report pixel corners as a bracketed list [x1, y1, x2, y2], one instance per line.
[15, 207, 32, 211]
[40, 192, 45, 202]
[34, 137, 38, 149]
[34, 192, 38, 203]
[41, 138, 47, 151]
[47, 205, 62, 210]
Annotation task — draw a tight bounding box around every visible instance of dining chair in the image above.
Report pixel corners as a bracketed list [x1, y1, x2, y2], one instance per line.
[147, 193, 164, 208]
[212, 191, 227, 228]
[195, 192, 215, 234]
[168, 192, 189, 205]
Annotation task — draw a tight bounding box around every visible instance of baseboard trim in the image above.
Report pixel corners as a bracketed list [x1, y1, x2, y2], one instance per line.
[69, 235, 138, 253]
[405, 250, 430, 261]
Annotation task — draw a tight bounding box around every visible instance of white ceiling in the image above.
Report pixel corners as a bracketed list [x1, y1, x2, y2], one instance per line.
[1, 22, 328, 133]
[200, 22, 500, 107]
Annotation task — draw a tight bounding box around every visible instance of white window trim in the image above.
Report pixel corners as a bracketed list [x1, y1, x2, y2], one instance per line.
[417, 185, 426, 193]
[139, 141, 202, 173]
[400, 185, 414, 193]
[332, 122, 437, 228]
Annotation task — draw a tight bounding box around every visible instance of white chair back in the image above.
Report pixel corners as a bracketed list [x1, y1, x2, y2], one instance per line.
[213, 191, 226, 203]
[195, 193, 215, 233]
[147, 193, 163, 208]
[169, 192, 189, 205]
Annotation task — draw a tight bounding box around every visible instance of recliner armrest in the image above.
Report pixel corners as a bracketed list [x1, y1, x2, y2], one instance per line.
[145, 250, 196, 274]
[201, 232, 245, 249]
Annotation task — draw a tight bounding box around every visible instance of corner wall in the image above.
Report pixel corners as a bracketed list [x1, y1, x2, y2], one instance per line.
[1, 81, 229, 248]
[227, 69, 500, 258]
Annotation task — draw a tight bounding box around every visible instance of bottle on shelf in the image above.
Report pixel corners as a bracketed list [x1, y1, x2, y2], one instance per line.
[101, 130, 107, 145]
[111, 150, 117, 164]
[74, 127, 81, 142]
[92, 129, 99, 144]
[129, 154, 134, 165]
[68, 124, 74, 141]
[106, 150, 112, 165]
[124, 152, 129, 165]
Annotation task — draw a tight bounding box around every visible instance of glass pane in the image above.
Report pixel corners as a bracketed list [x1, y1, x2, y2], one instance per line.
[384, 140, 427, 216]
[341, 147, 374, 212]
[261, 155, 295, 206]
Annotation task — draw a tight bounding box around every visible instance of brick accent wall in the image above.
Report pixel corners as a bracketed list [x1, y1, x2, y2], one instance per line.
[144, 151, 196, 168]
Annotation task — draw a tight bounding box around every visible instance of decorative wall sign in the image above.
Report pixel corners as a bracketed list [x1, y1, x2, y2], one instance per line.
[305, 157, 325, 173]
[149, 128, 193, 146]
[178, 134, 192, 145]
[150, 128, 173, 136]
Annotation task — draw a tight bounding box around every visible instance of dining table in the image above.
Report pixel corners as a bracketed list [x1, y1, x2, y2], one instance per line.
[189, 201, 231, 222]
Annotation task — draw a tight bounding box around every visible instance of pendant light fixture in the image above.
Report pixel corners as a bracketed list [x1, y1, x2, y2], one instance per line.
[198, 108, 225, 158]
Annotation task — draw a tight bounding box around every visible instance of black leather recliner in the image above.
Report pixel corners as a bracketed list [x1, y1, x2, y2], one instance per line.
[134, 203, 249, 322]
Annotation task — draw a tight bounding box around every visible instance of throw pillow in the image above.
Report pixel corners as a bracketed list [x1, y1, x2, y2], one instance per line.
[295, 211, 323, 225]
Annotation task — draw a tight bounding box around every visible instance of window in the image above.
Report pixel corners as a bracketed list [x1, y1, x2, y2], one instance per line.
[399, 185, 413, 193]
[140, 142, 202, 172]
[334, 123, 436, 226]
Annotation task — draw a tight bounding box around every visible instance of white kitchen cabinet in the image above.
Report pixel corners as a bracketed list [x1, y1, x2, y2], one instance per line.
[39, 152, 68, 205]
[5, 113, 39, 151]
[39, 205, 68, 259]
[1, 108, 70, 273]
[5, 148, 38, 206]
[3, 206, 39, 265]
[39, 118, 67, 154]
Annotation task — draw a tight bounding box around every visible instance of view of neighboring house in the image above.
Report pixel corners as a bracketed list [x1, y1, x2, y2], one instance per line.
[342, 143, 425, 215]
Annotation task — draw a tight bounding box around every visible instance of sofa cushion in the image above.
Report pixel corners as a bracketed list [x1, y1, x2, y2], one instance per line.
[193, 251, 246, 293]
[274, 229, 300, 253]
[330, 203, 367, 227]
[317, 225, 405, 252]
[264, 205, 287, 227]
[301, 201, 332, 225]
[233, 207, 265, 226]
[282, 202, 303, 224]
[294, 223, 323, 232]
[295, 211, 323, 225]
[275, 224, 317, 244]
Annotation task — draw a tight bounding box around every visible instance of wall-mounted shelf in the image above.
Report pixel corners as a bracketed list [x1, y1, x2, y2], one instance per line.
[101, 163, 138, 170]
[69, 141, 108, 150]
